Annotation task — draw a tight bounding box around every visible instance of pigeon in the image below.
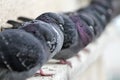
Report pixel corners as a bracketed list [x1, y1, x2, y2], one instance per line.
[53, 14, 80, 60]
[0, 29, 50, 80]
[36, 13, 79, 66]
[36, 12, 77, 51]
[19, 20, 64, 59]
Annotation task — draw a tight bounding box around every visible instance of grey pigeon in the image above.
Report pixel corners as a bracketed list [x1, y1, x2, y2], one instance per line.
[36, 13, 79, 60]
[0, 29, 50, 80]
[19, 20, 64, 59]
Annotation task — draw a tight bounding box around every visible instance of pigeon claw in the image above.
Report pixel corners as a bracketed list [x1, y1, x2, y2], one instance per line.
[35, 69, 54, 76]
[57, 59, 72, 68]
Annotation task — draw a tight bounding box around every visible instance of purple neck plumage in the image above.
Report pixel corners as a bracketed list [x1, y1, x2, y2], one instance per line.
[70, 15, 93, 47]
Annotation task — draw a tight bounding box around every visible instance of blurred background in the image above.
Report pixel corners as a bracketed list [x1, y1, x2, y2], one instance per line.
[103, 16, 120, 80]
[0, 0, 120, 80]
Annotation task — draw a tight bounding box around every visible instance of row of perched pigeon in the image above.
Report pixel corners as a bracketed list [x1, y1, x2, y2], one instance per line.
[0, 0, 117, 80]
